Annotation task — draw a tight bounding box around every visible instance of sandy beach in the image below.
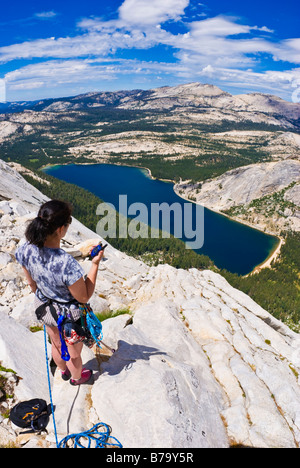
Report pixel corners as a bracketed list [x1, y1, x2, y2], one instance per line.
[250, 237, 284, 275]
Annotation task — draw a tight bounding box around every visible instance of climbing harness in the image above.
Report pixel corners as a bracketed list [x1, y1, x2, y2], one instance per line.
[36, 295, 114, 360]
[43, 325, 122, 449]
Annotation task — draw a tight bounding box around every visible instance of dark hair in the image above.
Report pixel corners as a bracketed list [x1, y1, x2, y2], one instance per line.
[25, 199, 72, 248]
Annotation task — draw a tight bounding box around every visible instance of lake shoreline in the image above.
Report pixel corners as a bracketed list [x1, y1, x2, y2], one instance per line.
[249, 237, 284, 275]
[173, 183, 282, 275]
[125, 164, 282, 274]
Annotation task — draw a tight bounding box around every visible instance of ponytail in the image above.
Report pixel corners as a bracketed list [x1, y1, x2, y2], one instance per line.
[25, 200, 72, 248]
[25, 217, 51, 248]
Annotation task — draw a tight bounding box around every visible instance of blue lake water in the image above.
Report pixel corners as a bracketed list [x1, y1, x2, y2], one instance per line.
[43, 163, 279, 275]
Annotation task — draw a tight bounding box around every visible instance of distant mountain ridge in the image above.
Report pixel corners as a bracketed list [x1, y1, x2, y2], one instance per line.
[1, 82, 299, 129]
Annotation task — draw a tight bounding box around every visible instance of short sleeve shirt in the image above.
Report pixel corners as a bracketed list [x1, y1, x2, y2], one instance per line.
[16, 241, 84, 303]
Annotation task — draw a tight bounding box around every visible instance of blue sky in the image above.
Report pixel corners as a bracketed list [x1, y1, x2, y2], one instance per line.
[0, 0, 299, 102]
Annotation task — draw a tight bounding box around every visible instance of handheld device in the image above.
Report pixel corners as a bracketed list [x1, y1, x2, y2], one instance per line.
[89, 243, 108, 259]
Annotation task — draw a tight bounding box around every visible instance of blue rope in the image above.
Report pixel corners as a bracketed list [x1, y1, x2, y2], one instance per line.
[43, 325, 60, 448]
[58, 422, 123, 448]
[43, 325, 122, 449]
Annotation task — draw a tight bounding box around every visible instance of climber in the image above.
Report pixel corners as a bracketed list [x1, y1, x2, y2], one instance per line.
[15, 199, 104, 386]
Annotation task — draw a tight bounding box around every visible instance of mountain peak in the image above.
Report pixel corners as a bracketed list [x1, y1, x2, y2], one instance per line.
[152, 81, 230, 97]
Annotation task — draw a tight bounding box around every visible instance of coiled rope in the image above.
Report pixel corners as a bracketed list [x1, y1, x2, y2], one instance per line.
[58, 422, 123, 448]
[43, 325, 122, 449]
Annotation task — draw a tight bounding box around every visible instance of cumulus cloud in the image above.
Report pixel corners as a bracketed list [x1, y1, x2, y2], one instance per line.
[118, 0, 189, 25]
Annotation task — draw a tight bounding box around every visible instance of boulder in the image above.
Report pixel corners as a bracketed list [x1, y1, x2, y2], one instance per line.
[91, 300, 229, 448]
[0, 314, 50, 402]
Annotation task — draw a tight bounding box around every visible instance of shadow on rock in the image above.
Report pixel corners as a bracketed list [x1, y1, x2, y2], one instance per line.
[95, 340, 167, 376]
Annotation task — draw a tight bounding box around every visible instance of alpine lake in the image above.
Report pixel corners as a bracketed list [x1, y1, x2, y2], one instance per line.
[43, 163, 279, 276]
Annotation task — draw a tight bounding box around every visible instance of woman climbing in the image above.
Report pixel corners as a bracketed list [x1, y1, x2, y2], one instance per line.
[15, 199, 104, 386]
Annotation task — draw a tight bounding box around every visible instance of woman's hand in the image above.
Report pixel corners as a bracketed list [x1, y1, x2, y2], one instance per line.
[91, 248, 104, 265]
[68, 248, 106, 303]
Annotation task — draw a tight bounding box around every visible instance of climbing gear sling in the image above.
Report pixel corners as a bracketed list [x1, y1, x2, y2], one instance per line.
[79, 303, 103, 348]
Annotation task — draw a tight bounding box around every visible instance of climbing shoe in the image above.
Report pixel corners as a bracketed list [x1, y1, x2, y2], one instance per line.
[61, 368, 71, 381]
[70, 368, 93, 386]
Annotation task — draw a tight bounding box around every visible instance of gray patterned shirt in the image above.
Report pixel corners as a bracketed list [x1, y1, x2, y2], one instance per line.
[16, 241, 84, 303]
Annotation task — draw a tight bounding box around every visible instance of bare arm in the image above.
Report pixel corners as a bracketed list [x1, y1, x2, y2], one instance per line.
[22, 266, 37, 293]
[68, 249, 104, 303]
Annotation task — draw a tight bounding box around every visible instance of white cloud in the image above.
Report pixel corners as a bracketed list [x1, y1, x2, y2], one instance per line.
[118, 0, 189, 25]
[187, 16, 251, 37]
[273, 38, 300, 64]
[5, 59, 118, 92]
[170, 16, 278, 64]
[0, 34, 115, 63]
[34, 11, 58, 20]
[252, 25, 274, 34]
